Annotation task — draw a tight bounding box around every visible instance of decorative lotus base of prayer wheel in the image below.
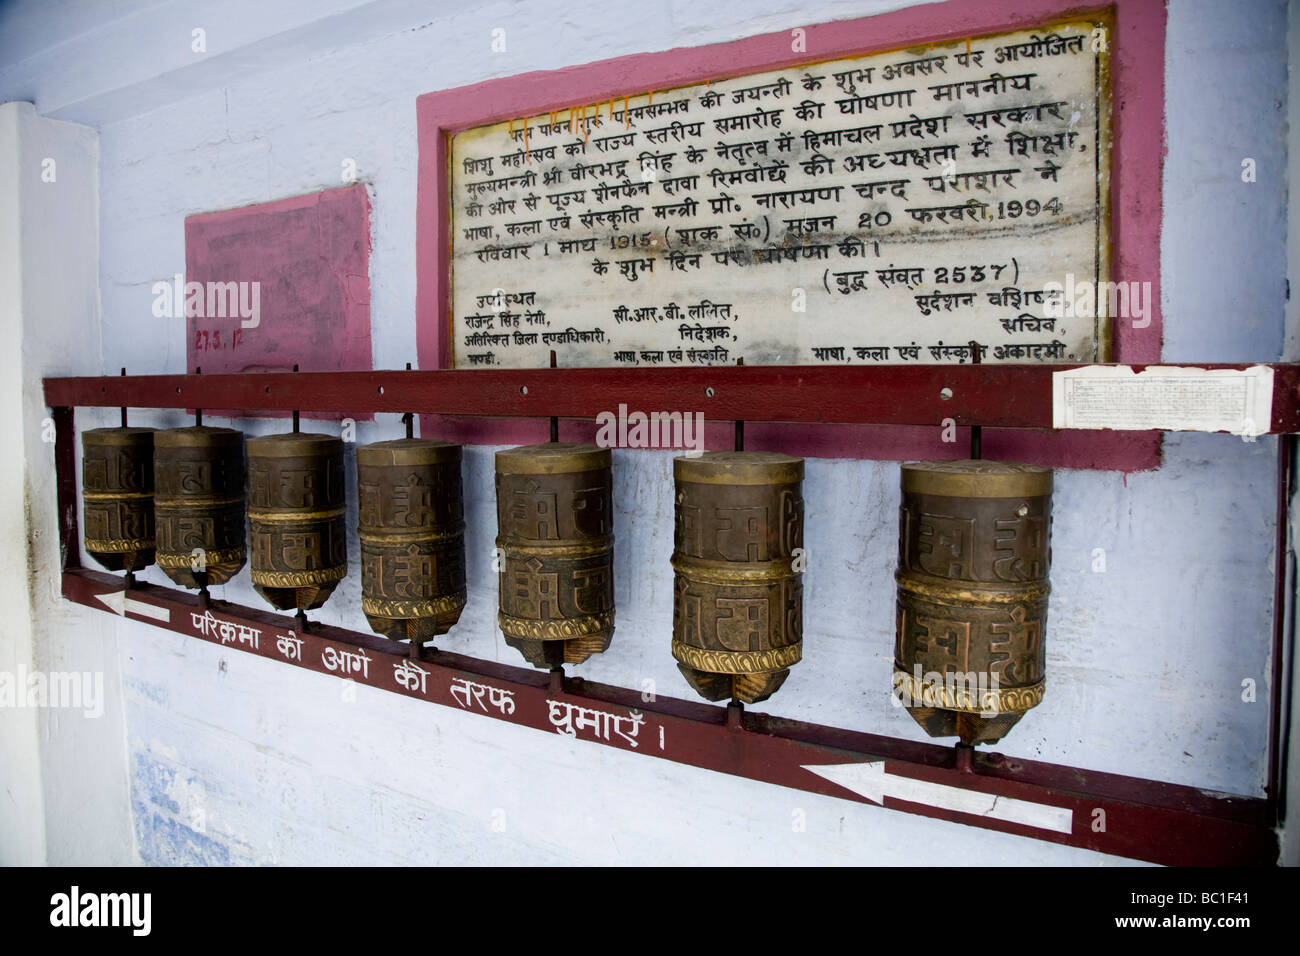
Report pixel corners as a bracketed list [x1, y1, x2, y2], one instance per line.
[895, 460, 1052, 745]
[671, 451, 804, 705]
[247, 432, 348, 612]
[498, 613, 616, 668]
[82, 426, 156, 573]
[154, 426, 247, 588]
[357, 437, 467, 648]
[671, 642, 801, 704]
[495, 443, 614, 669]
[362, 594, 467, 643]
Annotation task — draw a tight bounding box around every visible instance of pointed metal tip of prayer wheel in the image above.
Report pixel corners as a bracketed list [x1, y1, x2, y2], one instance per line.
[561, 630, 614, 665]
[363, 595, 465, 644]
[677, 664, 789, 704]
[903, 707, 1027, 746]
[161, 558, 245, 590]
[502, 624, 614, 668]
[88, 548, 156, 573]
[252, 578, 344, 612]
[503, 635, 563, 669]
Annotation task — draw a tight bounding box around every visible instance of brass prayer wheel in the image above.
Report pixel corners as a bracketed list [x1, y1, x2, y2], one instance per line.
[247, 432, 347, 611]
[495, 443, 614, 668]
[895, 460, 1052, 745]
[153, 426, 246, 589]
[671, 451, 804, 704]
[82, 427, 156, 572]
[357, 438, 467, 645]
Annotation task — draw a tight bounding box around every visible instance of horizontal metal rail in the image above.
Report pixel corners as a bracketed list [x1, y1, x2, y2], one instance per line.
[41, 363, 1300, 432]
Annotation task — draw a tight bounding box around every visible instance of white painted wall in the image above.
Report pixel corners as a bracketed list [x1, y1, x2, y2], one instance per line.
[0, 100, 49, 867]
[1, 0, 1294, 865]
[0, 101, 137, 866]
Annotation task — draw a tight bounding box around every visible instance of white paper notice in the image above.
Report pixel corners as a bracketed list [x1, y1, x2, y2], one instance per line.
[1052, 365, 1275, 436]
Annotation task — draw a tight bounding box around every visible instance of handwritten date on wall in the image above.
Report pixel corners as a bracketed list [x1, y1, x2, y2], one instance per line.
[449, 23, 1109, 369]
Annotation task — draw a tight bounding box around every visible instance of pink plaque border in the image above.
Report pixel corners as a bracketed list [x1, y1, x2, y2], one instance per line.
[415, 0, 1165, 470]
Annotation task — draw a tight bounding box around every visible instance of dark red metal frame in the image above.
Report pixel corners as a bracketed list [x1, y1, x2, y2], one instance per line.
[44, 363, 1300, 866]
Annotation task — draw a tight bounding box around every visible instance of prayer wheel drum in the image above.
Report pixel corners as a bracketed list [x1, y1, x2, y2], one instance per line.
[895, 460, 1052, 745]
[82, 427, 156, 572]
[153, 426, 247, 589]
[671, 451, 804, 704]
[356, 438, 467, 645]
[495, 443, 614, 668]
[247, 432, 347, 611]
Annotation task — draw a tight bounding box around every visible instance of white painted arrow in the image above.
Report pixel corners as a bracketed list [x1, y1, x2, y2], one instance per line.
[803, 761, 1073, 835]
[94, 590, 171, 624]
